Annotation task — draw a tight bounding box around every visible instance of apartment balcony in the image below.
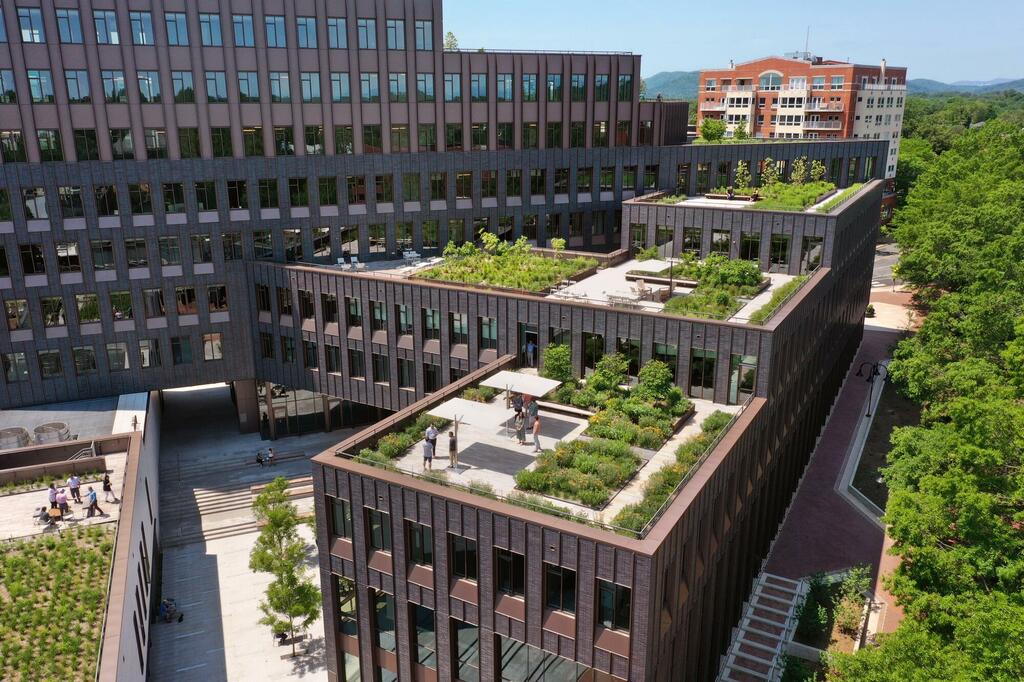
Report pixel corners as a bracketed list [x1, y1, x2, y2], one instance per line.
[722, 84, 756, 92]
[803, 120, 843, 130]
[860, 83, 907, 92]
[805, 101, 844, 112]
[700, 101, 728, 112]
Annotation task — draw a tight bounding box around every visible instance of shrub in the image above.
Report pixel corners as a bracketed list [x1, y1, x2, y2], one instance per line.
[749, 276, 808, 324]
[795, 598, 830, 642]
[541, 344, 573, 383]
[461, 386, 498, 403]
[514, 438, 640, 508]
[636, 245, 660, 261]
[550, 237, 566, 251]
[701, 410, 734, 435]
[465, 480, 497, 499]
[589, 353, 630, 392]
[696, 254, 763, 289]
[664, 288, 740, 319]
[635, 361, 674, 401]
[700, 118, 727, 142]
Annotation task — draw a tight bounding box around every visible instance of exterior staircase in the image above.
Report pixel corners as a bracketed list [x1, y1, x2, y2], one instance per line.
[717, 573, 806, 682]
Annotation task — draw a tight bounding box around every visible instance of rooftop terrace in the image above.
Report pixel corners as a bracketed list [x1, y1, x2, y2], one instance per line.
[633, 180, 868, 214]
[332, 356, 746, 538]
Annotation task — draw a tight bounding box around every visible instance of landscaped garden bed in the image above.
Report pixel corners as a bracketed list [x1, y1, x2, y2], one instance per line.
[514, 438, 641, 508]
[1, 469, 105, 496]
[853, 381, 921, 511]
[416, 233, 598, 293]
[748, 275, 808, 324]
[816, 182, 864, 213]
[0, 525, 114, 681]
[611, 410, 735, 534]
[354, 413, 452, 468]
[793, 568, 871, 653]
[655, 254, 767, 320]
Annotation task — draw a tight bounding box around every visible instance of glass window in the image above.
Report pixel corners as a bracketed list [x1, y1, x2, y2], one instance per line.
[544, 563, 576, 613]
[444, 73, 461, 102]
[597, 580, 631, 631]
[547, 74, 562, 102]
[18, 8, 45, 43]
[331, 498, 355, 538]
[73, 346, 97, 375]
[165, 13, 188, 46]
[385, 19, 404, 49]
[453, 620, 480, 682]
[495, 548, 525, 597]
[594, 74, 609, 101]
[769, 234, 791, 272]
[264, 15, 285, 47]
[202, 333, 223, 361]
[296, 17, 316, 48]
[172, 71, 194, 103]
[76, 295, 99, 323]
[330, 73, 350, 102]
[130, 11, 154, 45]
[449, 534, 477, 581]
[336, 576, 358, 636]
[617, 74, 634, 101]
[327, 18, 346, 48]
[373, 591, 395, 652]
[199, 13, 221, 46]
[205, 71, 227, 103]
[688, 348, 716, 400]
[140, 339, 160, 368]
[416, 73, 435, 102]
[137, 71, 160, 103]
[415, 20, 432, 50]
[269, 72, 290, 102]
[496, 73, 513, 102]
[56, 9, 82, 43]
[171, 336, 193, 365]
[413, 604, 436, 668]
[300, 72, 321, 103]
[357, 18, 376, 49]
[232, 14, 254, 47]
[360, 73, 379, 102]
[367, 508, 391, 551]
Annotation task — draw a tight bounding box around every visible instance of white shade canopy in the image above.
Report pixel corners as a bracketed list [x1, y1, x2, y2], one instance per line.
[479, 371, 561, 397]
[426, 397, 507, 428]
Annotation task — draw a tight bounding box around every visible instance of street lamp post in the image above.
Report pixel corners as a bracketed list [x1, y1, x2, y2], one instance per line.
[855, 361, 888, 417]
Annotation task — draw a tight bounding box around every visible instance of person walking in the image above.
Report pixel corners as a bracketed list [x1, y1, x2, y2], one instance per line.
[514, 411, 526, 445]
[86, 486, 103, 517]
[267, 448, 275, 466]
[532, 415, 542, 453]
[48, 482, 58, 509]
[526, 395, 539, 420]
[422, 439, 433, 471]
[448, 431, 458, 468]
[67, 474, 82, 504]
[526, 340, 537, 368]
[512, 392, 524, 416]
[256, 451, 265, 467]
[102, 473, 116, 503]
[56, 489, 70, 517]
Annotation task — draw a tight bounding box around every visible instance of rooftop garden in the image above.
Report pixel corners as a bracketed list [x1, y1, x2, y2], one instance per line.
[654, 254, 766, 320]
[1, 469, 105, 496]
[748, 275, 808, 324]
[514, 438, 640, 508]
[0, 525, 113, 681]
[611, 410, 735, 534]
[417, 233, 598, 293]
[817, 182, 865, 213]
[544, 349, 694, 450]
[355, 413, 452, 467]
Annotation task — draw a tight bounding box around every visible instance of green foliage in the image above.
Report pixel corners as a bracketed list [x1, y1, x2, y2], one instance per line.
[751, 180, 836, 211]
[550, 237, 566, 251]
[540, 344, 573, 383]
[817, 183, 865, 214]
[810, 158, 828, 183]
[420, 236, 596, 292]
[514, 438, 640, 508]
[0, 526, 113, 681]
[612, 410, 733, 534]
[790, 156, 808, 184]
[894, 137, 937, 207]
[654, 193, 688, 204]
[250, 476, 320, 656]
[901, 91, 1024, 153]
[460, 386, 498, 403]
[734, 160, 752, 190]
[827, 120, 1024, 680]
[661, 254, 766, 319]
[0, 469, 105, 496]
[354, 413, 451, 464]
[634, 360, 674, 401]
[760, 156, 780, 186]
[663, 287, 741, 319]
[696, 254, 763, 289]
[699, 117, 727, 141]
[636, 245, 661, 260]
[732, 123, 750, 141]
[780, 653, 817, 682]
[749, 276, 808, 324]
[443, 31, 458, 50]
[588, 353, 630, 392]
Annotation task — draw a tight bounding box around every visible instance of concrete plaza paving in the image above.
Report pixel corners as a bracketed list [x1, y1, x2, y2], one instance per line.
[149, 384, 356, 682]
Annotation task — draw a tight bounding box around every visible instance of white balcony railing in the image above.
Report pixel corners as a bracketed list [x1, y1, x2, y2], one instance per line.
[722, 84, 756, 92]
[803, 120, 843, 129]
[860, 83, 907, 91]
[805, 101, 844, 112]
[700, 101, 728, 111]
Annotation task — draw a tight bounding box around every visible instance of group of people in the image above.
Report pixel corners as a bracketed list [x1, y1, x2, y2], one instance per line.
[512, 393, 543, 452]
[422, 423, 457, 470]
[39, 473, 114, 524]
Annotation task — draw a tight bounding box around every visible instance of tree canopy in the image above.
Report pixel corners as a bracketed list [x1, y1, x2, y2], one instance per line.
[826, 120, 1024, 680]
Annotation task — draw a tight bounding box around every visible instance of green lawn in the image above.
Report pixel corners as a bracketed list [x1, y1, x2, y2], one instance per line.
[418, 238, 597, 292]
[0, 525, 114, 681]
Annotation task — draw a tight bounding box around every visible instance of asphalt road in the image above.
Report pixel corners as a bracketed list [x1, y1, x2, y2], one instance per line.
[872, 243, 900, 289]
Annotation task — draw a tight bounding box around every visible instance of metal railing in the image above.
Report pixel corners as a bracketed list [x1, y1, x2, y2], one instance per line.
[443, 48, 633, 56]
[700, 102, 728, 111]
[722, 85, 756, 92]
[860, 83, 906, 91]
[805, 101, 844, 112]
[803, 120, 843, 129]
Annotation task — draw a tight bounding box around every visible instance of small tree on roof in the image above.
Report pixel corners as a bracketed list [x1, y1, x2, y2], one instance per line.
[700, 118, 727, 142]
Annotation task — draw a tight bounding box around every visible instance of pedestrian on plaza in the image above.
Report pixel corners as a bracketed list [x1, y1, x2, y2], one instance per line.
[56, 488, 70, 517]
[267, 448, 275, 466]
[532, 415, 542, 453]
[67, 474, 82, 504]
[514, 411, 527, 445]
[102, 473, 117, 503]
[526, 340, 537, 368]
[86, 486, 103, 517]
[48, 482, 58, 509]
[526, 395, 539, 420]
[448, 431, 458, 468]
[256, 451, 265, 467]
[425, 424, 439, 452]
[422, 439, 433, 470]
[512, 392, 524, 416]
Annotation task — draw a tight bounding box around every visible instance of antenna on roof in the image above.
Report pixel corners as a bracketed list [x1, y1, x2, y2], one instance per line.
[804, 26, 810, 55]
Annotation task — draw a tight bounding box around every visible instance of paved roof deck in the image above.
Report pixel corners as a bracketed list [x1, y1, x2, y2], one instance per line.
[0, 396, 119, 448]
[384, 373, 742, 525]
[548, 257, 795, 322]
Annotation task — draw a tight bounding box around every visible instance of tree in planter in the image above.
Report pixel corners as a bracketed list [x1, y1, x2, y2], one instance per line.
[249, 477, 321, 656]
[760, 157, 780, 186]
[541, 344, 573, 383]
[634, 360, 674, 402]
[734, 160, 752, 191]
[835, 564, 871, 636]
[790, 156, 808, 185]
[810, 158, 828, 183]
[443, 31, 458, 50]
[588, 353, 629, 393]
[699, 118, 727, 142]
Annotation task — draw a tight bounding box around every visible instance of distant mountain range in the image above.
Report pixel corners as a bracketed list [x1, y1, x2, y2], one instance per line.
[642, 70, 1024, 100]
[907, 78, 1024, 94]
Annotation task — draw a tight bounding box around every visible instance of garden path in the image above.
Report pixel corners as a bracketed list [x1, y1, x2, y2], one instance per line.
[601, 398, 742, 521]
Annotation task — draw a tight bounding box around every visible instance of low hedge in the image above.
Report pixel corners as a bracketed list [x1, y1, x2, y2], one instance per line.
[461, 386, 499, 403]
[749, 276, 808, 324]
[612, 411, 734, 534]
[515, 438, 640, 508]
[584, 393, 692, 450]
[356, 412, 452, 467]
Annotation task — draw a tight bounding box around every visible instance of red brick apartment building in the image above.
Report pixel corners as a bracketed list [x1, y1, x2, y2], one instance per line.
[697, 54, 907, 220]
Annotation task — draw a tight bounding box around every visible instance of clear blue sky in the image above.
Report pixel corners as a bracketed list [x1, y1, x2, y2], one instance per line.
[442, 0, 1023, 83]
